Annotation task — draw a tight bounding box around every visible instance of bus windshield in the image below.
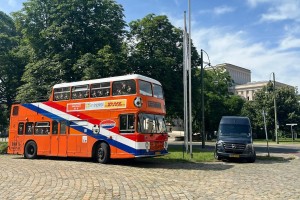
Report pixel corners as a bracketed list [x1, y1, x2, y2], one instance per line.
[138, 113, 167, 134]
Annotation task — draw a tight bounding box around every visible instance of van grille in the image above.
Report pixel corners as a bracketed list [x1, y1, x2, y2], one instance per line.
[223, 143, 246, 153]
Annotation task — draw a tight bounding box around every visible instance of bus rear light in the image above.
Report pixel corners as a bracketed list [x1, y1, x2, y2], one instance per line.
[134, 97, 143, 108]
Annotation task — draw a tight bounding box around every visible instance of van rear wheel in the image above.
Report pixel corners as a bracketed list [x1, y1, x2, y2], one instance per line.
[24, 141, 37, 159]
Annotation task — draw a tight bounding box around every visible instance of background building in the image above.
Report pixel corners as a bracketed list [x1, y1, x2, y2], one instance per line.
[214, 63, 294, 101]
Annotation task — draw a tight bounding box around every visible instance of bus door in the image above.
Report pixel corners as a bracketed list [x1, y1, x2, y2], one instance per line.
[50, 120, 68, 156]
[68, 120, 89, 156]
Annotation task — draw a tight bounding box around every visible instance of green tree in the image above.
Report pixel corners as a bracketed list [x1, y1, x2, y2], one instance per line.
[73, 45, 129, 80]
[0, 11, 25, 128]
[193, 67, 245, 135]
[242, 86, 300, 139]
[13, 0, 126, 101]
[127, 14, 200, 117]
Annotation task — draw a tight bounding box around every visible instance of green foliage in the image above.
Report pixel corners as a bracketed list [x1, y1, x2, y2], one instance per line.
[0, 2, 251, 135]
[0, 142, 8, 154]
[0, 11, 25, 129]
[242, 86, 300, 139]
[127, 14, 200, 117]
[192, 67, 245, 134]
[13, 0, 126, 101]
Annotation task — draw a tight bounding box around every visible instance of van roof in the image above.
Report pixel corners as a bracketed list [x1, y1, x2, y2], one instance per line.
[220, 116, 250, 125]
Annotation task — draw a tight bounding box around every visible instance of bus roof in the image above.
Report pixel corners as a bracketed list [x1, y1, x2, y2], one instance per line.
[53, 74, 162, 89]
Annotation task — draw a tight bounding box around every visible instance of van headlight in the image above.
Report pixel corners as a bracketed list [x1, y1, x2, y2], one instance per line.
[246, 144, 254, 152]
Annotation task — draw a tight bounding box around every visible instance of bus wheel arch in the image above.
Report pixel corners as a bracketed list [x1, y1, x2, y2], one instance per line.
[24, 140, 37, 159]
[93, 141, 110, 164]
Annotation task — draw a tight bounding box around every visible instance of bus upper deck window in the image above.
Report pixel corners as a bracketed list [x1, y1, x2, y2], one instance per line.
[91, 82, 110, 97]
[139, 80, 152, 96]
[153, 84, 164, 99]
[54, 87, 70, 101]
[72, 85, 89, 99]
[113, 80, 136, 96]
[12, 106, 19, 116]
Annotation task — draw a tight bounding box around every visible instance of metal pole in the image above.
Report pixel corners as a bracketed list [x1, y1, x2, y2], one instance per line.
[201, 49, 205, 148]
[188, 0, 193, 158]
[262, 110, 270, 157]
[183, 11, 188, 153]
[272, 73, 278, 144]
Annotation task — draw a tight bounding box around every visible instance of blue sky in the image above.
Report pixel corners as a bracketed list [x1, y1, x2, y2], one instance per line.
[2, 0, 300, 90]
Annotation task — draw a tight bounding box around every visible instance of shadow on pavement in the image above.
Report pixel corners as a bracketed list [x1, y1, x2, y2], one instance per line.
[109, 158, 234, 171]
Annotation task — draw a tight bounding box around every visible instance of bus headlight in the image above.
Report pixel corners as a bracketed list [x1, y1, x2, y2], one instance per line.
[134, 97, 143, 108]
[145, 142, 150, 152]
[164, 141, 168, 150]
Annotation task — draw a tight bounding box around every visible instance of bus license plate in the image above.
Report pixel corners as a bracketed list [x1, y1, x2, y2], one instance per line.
[229, 154, 240, 158]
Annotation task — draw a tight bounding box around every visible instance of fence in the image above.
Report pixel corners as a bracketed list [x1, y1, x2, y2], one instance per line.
[0, 137, 8, 142]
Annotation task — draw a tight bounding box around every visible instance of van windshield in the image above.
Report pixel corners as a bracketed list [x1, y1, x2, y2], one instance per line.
[219, 124, 251, 138]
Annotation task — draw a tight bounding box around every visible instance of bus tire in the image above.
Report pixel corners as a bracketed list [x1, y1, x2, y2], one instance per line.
[95, 143, 110, 164]
[24, 141, 37, 159]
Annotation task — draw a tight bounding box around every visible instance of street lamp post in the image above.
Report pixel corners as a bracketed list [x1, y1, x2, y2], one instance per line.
[200, 50, 205, 149]
[200, 49, 211, 149]
[271, 72, 279, 144]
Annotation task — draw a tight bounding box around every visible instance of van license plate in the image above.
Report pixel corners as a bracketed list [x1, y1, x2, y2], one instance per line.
[230, 154, 240, 158]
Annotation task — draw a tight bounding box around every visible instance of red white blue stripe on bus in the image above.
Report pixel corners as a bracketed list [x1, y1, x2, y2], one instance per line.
[22, 102, 167, 156]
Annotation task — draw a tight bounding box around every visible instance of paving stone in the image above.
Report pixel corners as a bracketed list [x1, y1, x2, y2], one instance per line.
[0, 154, 299, 199]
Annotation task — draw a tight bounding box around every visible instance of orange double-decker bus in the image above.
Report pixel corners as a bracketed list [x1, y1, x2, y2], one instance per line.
[8, 74, 168, 163]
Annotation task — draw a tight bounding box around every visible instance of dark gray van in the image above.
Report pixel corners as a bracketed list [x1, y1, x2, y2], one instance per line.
[214, 116, 256, 163]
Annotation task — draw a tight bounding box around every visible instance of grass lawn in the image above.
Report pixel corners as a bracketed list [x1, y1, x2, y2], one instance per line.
[150, 145, 295, 163]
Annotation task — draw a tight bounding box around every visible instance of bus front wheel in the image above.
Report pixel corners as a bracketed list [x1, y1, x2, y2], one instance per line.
[24, 141, 37, 159]
[96, 143, 110, 164]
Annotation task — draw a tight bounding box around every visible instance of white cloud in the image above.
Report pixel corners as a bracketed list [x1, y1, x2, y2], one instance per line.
[190, 25, 300, 89]
[261, 0, 300, 22]
[213, 6, 235, 15]
[278, 36, 300, 50]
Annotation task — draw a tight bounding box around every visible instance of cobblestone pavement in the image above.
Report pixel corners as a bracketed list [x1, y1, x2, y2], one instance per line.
[0, 154, 299, 200]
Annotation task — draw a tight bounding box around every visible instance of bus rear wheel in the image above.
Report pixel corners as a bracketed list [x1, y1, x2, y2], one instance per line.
[96, 143, 110, 164]
[24, 141, 37, 159]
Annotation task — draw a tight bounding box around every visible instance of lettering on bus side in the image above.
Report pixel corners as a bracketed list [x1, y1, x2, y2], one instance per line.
[10, 141, 21, 150]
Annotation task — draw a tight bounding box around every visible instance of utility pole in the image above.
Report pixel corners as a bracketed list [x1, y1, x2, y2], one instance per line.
[200, 49, 205, 149]
[272, 72, 279, 144]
